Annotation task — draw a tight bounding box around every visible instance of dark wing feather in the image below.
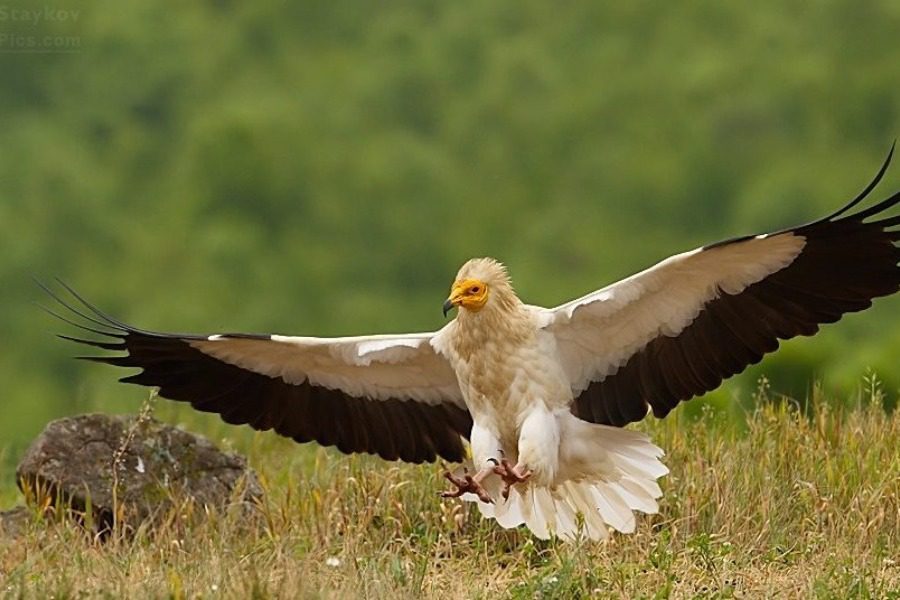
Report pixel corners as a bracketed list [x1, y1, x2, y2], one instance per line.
[564, 150, 900, 426]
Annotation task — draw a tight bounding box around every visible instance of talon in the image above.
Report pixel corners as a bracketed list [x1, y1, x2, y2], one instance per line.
[439, 470, 493, 504]
[492, 458, 532, 499]
[439, 471, 468, 497]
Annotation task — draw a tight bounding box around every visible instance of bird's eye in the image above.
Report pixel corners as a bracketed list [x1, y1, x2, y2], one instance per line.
[470, 286, 480, 294]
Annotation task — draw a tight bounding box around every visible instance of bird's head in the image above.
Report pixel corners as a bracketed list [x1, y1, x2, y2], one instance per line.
[443, 257, 516, 317]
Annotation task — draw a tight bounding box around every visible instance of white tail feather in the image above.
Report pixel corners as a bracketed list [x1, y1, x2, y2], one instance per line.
[464, 420, 668, 541]
[615, 477, 660, 514]
[593, 482, 636, 533]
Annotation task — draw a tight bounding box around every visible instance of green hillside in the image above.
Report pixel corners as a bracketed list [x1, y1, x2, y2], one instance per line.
[1, 0, 899, 453]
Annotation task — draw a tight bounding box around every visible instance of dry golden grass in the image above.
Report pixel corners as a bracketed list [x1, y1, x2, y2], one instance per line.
[1, 383, 899, 599]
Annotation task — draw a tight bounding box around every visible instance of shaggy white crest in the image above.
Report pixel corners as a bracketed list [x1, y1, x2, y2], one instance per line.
[455, 257, 511, 287]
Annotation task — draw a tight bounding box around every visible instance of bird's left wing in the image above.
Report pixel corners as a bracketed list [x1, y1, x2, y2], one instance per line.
[541, 151, 900, 427]
[44, 284, 471, 463]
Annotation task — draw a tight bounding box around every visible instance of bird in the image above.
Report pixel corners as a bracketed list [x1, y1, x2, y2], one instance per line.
[44, 148, 900, 541]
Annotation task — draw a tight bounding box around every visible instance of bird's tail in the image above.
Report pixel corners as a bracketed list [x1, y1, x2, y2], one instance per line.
[465, 423, 668, 540]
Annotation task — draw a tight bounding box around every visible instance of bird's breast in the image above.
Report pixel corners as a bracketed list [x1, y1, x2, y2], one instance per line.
[451, 331, 571, 428]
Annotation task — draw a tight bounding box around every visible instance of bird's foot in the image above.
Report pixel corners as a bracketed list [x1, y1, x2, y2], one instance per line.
[439, 469, 493, 504]
[490, 458, 533, 500]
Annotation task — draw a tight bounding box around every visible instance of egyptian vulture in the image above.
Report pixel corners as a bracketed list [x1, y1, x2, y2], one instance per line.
[46, 151, 900, 541]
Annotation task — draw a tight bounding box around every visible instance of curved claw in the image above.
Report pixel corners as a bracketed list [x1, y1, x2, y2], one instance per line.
[439, 470, 493, 504]
[492, 458, 533, 499]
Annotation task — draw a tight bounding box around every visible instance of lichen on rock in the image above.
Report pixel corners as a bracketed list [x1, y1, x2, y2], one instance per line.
[15, 414, 263, 533]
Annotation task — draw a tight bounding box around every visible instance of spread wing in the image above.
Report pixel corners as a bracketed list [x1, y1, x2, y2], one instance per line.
[543, 147, 900, 427]
[43, 283, 471, 463]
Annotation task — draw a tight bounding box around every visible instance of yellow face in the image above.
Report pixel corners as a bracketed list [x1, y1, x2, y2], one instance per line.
[444, 278, 489, 315]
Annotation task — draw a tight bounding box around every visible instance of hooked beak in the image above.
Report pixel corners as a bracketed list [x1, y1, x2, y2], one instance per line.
[442, 298, 456, 318]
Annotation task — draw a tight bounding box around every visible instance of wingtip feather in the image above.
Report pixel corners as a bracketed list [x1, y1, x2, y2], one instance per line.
[821, 142, 895, 222]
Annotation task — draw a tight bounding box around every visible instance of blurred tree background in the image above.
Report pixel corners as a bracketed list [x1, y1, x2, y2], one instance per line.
[1, 0, 898, 459]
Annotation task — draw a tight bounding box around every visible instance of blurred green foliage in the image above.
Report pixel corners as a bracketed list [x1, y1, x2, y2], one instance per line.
[1, 0, 898, 452]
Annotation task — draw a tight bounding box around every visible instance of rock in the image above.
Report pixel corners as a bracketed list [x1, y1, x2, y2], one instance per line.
[16, 414, 262, 532]
[0, 506, 30, 538]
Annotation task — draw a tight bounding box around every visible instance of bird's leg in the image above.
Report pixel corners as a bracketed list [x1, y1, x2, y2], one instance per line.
[440, 466, 494, 504]
[490, 458, 533, 500]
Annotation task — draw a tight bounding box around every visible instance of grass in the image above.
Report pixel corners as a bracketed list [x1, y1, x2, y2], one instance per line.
[1, 382, 898, 599]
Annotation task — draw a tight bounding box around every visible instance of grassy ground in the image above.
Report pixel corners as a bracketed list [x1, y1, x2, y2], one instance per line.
[1, 383, 898, 599]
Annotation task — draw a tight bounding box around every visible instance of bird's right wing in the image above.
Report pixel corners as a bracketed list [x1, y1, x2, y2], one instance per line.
[43, 283, 471, 464]
[541, 149, 900, 426]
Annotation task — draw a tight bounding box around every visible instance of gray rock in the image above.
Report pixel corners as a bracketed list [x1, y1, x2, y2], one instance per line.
[16, 414, 262, 532]
[0, 506, 29, 539]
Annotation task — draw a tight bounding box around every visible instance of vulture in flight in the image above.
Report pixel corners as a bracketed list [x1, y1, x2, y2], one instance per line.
[46, 149, 900, 541]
